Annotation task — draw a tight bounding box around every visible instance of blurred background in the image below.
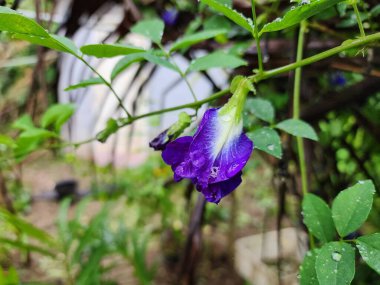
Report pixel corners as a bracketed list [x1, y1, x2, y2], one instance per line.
[1, 0, 380, 284]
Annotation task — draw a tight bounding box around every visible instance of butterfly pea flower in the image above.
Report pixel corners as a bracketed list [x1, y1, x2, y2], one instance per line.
[162, 77, 254, 203]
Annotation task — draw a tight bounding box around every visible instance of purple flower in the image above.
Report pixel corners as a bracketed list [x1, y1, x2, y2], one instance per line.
[161, 9, 179, 26]
[162, 107, 253, 204]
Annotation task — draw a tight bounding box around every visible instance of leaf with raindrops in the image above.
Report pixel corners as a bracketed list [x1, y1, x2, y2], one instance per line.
[356, 233, 380, 275]
[315, 242, 355, 285]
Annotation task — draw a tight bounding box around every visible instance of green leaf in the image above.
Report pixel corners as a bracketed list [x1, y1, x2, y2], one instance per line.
[131, 18, 165, 44]
[259, 0, 344, 35]
[12, 34, 79, 55]
[169, 29, 227, 53]
[0, 237, 55, 257]
[187, 51, 247, 72]
[0, 6, 49, 37]
[200, 0, 254, 32]
[40, 104, 75, 132]
[315, 242, 355, 285]
[0, 135, 16, 148]
[332, 180, 375, 237]
[247, 127, 282, 159]
[245, 98, 275, 123]
[111, 54, 146, 81]
[356, 233, 380, 274]
[143, 53, 178, 72]
[80, 43, 145, 58]
[276, 119, 318, 141]
[19, 128, 57, 139]
[300, 250, 319, 285]
[64, 78, 103, 91]
[302, 194, 336, 243]
[12, 115, 34, 131]
[0, 208, 55, 246]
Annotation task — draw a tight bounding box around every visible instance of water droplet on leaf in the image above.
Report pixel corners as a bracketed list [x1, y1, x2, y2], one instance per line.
[331, 251, 342, 262]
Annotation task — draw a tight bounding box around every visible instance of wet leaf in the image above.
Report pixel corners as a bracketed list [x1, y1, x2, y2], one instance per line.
[356, 233, 380, 274]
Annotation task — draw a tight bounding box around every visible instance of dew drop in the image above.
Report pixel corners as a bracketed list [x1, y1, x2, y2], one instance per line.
[331, 251, 342, 262]
[267, 144, 275, 151]
[358, 180, 365, 184]
[301, 0, 310, 4]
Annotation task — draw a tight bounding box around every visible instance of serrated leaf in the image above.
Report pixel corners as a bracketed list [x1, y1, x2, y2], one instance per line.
[356, 233, 380, 274]
[170, 29, 227, 53]
[131, 18, 165, 44]
[80, 44, 145, 58]
[0, 7, 49, 37]
[300, 250, 319, 285]
[40, 104, 75, 132]
[246, 98, 275, 123]
[200, 0, 254, 32]
[187, 51, 247, 72]
[302, 194, 336, 243]
[111, 54, 146, 81]
[276, 119, 318, 141]
[247, 127, 282, 159]
[332, 180, 375, 237]
[64, 78, 103, 91]
[260, 0, 344, 35]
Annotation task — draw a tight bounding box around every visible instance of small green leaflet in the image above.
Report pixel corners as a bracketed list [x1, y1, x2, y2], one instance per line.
[200, 0, 254, 32]
[12, 115, 35, 131]
[187, 51, 247, 72]
[276, 119, 318, 141]
[245, 98, 275, 123]
[111, 54, 146, 81]
[302, 194, 336, 243]
[315, 242, 355, 285]
[356, 233, 380, 275]
[40, 104, 75, 132]
[80, 44, 145, 58]
[64, 78, 104, 91]
[332, 180, 375, 237]
[131, 18, 165, 44]
[96, 119, 120, 143]
[247, 127, 282, 159]
[259, 0, 344, 35]
[300, 249, 319, 285]
[170, 29, 227, 53]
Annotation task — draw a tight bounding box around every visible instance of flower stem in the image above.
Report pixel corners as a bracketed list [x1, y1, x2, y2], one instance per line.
[353, 3, 365, 38]
[251, 0, 264, 73]
[293, 21, 315, 249]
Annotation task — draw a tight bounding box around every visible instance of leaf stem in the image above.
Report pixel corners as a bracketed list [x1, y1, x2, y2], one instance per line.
[78, 57, 132, 118]
[251, 0, 264, 73]
[251, 31, 380, 82]
[293, 21, 315, 249]
[353, 3, 365, 38]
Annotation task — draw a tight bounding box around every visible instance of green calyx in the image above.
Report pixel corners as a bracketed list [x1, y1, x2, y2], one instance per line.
[219, 76, 255, 123]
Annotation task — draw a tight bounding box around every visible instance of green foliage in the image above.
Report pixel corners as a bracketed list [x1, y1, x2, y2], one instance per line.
[299, 249, 319, 285]
[131, 18, 165, 44]
[80, 44, 145, 58]
[315, 242, 355, 285]
[247, 127, 282, 159]
[276, 119, 318, 141]
[187, 51, 247, 72]
[332, 180, 375, 237]
[200, 0, 254, 32]
[260, 0, 345, 35]
[245, 98, 275, 123]
[356, 233, 380, 275]
[40, 104, 76, 132]
[302, 194, 336, 243]
[64, 77, 103, 91]
[169, 29, 227, 53]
